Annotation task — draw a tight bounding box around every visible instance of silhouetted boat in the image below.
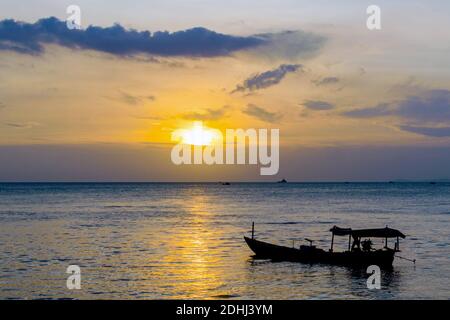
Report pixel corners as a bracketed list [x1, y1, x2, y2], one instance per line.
[244, 223, 406, 268]
[277, 179, 287, 183]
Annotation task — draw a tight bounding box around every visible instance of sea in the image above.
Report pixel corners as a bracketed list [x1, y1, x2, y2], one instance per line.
[0, 182, 449, 299]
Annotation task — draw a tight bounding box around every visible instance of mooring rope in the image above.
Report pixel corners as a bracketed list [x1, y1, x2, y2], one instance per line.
[395, 255, 416, 264]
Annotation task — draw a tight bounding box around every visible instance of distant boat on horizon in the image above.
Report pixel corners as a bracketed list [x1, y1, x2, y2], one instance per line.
[277, 178, 287, 183]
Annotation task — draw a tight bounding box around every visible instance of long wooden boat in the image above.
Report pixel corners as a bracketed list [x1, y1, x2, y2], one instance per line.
[244, 224, 406, 269]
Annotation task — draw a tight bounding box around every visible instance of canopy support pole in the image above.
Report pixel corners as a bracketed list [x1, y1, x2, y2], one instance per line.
[330, 232, 334, 252]
[348, 234, 351, 251]
[251, 222, 254, 239]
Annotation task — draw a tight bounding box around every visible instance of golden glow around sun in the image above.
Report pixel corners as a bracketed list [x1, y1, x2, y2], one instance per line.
[176, 121, 221, 146]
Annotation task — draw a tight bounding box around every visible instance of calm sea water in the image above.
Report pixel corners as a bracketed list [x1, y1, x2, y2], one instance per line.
[0, 182, 449, 300]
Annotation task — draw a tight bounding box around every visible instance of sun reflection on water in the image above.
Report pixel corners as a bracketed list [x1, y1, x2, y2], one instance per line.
[144, 193, 233, 298]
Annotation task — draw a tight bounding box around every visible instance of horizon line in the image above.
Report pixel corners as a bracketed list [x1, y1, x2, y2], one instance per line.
[0, 180, 448, 184]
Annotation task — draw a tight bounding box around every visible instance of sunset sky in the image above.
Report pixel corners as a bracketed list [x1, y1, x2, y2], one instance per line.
[1, 0, 450, 181]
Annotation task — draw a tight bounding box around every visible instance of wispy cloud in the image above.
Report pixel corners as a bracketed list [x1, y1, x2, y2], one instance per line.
[342, 103, 391, 118]
[4, 121, 41, 128]
[232, 64, 302, 93]
[118, 91, 155, 106]
[302, 100, 335, 110]
[242, 104, 282, 123]
[0, 17, 265, 57]
[182, 106, 229, 121]
[251, 30, 326, 60]
[312, 77, 339, 86]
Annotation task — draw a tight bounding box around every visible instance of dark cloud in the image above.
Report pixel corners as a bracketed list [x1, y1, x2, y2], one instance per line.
[342, 89, 450, 137]
[182, 106, 229, 121]
[312, 77, 339, 86]
[242, 104, 282, 123]
[343, 90, 450, 123]
[0, 17, 265, 57]
[302, 100, 335, 110]
[399, 125, 450, 137]
[232, 64, 302, 93]
[395, 90, 450, 123]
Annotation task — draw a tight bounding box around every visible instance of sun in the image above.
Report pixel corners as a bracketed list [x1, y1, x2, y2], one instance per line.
[175, 121, 220, 146]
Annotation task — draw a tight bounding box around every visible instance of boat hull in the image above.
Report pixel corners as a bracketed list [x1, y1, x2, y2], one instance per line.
[244, 236, 395, 268]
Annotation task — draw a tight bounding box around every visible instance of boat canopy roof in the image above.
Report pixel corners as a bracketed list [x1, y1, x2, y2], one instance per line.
[330, 226, 406, 238]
